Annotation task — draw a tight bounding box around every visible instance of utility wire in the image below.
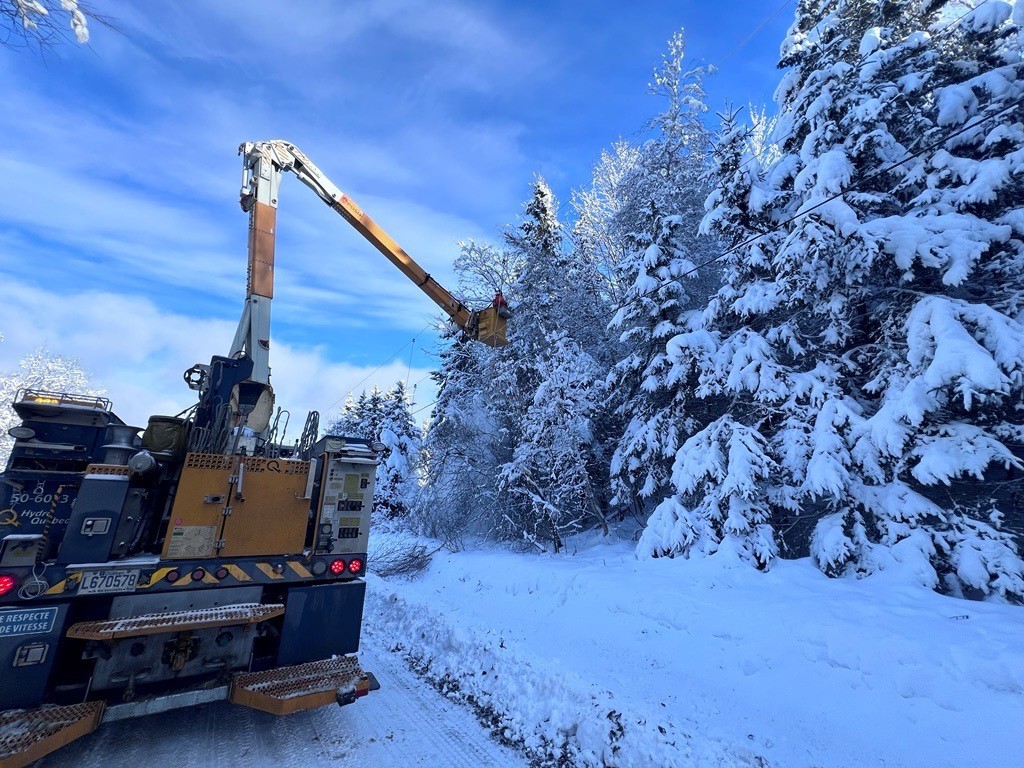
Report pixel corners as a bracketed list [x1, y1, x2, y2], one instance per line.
[411, 399, 438, 417]
[613, 93, 1024, 315]
[321, 322, 433, 416]
[713, 0, 794, 70]
[722, 0, 994, 175]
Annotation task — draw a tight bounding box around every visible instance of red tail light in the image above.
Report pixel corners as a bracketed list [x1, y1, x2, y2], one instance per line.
[0, 575, 15, 597]
[347, 558, 363, 574]
[166, 569, 181, 583]
[330, 559, 346, 575]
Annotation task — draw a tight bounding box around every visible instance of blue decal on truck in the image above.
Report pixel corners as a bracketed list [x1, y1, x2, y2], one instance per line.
[0, 606, 59, 637]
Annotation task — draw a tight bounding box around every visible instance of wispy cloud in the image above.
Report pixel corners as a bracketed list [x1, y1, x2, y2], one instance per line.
[0, 0, 541, 367]
[0, 277, 438, 427]
[0, 0, 793, 431]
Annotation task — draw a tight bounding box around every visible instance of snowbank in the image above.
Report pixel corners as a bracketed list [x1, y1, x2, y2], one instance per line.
[365, 531, 1024, 768]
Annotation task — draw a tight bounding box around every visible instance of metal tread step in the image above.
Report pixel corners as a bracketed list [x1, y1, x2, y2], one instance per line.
[66, 602, 285, 640]
[0, 701, 105, 768]
[230, 656, 374, 715]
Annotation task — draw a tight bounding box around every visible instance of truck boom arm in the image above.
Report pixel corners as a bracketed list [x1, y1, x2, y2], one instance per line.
[232, 140, 478, 383]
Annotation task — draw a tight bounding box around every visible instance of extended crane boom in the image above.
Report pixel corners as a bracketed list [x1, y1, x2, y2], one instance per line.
[232, 140, 507, 385]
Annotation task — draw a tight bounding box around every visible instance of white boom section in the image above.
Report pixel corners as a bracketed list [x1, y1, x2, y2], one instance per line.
[231, 140, 478, 386]
[231, 142, 283, 384]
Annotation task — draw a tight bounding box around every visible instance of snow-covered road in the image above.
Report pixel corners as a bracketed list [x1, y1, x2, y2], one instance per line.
[35, 637, 525, 768]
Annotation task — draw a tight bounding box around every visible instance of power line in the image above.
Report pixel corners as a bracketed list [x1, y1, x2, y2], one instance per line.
[723, 0, 994, 176]
[713, 0, 794, 70]
[613, 92, 1024, 315]
[320, 322, 433, 416]
[411, 399, 438, 417]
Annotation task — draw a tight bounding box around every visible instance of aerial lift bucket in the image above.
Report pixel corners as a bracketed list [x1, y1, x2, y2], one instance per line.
[475, 306, 509, 347]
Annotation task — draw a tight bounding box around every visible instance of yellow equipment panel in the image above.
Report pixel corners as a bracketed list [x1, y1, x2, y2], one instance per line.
[219, 457, 311, 558]
[476, 307, 508, 347]
[162, 453, 236, 560]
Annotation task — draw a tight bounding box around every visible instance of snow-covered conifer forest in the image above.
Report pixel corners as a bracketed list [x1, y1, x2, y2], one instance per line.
[361, 0, 1024, 605]
[321, 9, 1024, 762]
[5, 1, 1024, 767]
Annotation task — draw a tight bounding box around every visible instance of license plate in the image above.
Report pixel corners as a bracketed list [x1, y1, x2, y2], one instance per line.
[77, 569, 140, 595]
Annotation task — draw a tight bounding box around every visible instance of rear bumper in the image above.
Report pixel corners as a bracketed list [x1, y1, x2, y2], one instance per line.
[0, 655, 376, 767]
[230, 655, 376, 715]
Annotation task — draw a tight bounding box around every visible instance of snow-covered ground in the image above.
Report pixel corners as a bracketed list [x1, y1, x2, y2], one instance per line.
[37, 633, 525, 768]
[34, 530, 1024, 768]
[367, 529, 1024, 768]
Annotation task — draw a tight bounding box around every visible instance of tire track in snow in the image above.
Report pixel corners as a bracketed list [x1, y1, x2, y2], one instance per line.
[33, 633, 526, 768]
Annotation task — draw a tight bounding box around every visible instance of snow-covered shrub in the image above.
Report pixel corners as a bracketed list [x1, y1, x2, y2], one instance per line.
[0, 344, 102, 466]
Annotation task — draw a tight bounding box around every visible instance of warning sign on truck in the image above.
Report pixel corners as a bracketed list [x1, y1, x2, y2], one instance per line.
[0, 607, 58, 637]
[166, 524, 218, 559]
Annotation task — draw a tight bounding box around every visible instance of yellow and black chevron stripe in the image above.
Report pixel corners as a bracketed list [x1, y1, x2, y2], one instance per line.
[33, 555, 359, 598]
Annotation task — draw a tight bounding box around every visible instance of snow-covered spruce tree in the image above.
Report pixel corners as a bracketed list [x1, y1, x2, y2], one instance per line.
[636, 106, 783, 567]
[414, 239, 522, 545]
[495, 178, 614, 548]
[326, 388, 382, 441]
[499, 331, 606, 551]
[831, 0, 1024, 599]
[493, 178, 568, 544]
[327, 393, 362, 437]
[0, 344, 103, 465]
[415, 335, 501, 544]
[645, 0, 1024, 597]
[607, 30, 722, 522]
[503, 177, 572, 356]
[328, 383, 421, 520]
[762, 0, 1024, 596]
[568, 144, 652, 520]
[638, 1, 908, 567]
[643, 0, 950, 568]
[571, 140, 644, 308]
[374, 381, 422, 520]
[608, 213, 705, 518]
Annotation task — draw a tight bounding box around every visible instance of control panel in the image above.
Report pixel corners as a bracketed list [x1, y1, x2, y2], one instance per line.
[310, 437, 377, 556]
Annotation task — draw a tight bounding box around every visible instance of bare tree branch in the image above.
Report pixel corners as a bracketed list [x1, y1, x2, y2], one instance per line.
[0, 0, 118, 53]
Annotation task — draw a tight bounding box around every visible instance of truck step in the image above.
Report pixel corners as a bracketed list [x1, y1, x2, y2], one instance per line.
[229, 656, 374, 715]
[0, 701, 105, 768]
[66, 602, 285, 640]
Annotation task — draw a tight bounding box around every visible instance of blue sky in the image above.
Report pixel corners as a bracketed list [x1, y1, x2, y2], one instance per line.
[0, 0, 791, 426]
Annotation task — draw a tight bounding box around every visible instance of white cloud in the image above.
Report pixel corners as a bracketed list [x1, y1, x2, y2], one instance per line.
[0, 0, 546, 435]
[0, 278, 439, 430]
[0, 3, 531, 330]
[103, 0, 545, 96]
